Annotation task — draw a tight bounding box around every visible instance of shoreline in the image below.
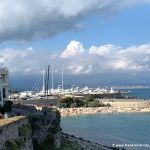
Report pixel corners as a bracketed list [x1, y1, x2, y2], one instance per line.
[58, 107, 150, 117]
[62, 132, 118, 150]
[58, 99, 150, 117]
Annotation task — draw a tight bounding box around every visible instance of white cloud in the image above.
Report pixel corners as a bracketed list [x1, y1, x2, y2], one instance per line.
[0, 48, 51, 75]
[1, 41, 150, 76]
[89, 44, 120, 56]
[68, 65, 92, 74]
[0, 0, 149, 42]
[60, 40, 84, 58]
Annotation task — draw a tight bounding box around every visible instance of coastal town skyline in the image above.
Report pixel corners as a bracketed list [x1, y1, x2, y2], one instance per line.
[0, 0, 150, 86]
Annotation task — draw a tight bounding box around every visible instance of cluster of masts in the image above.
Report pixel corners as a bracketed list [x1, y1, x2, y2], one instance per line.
[9, 66, 122, 100]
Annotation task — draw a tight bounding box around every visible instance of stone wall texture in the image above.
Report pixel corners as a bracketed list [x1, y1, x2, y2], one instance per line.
[0, 116, 33, 150]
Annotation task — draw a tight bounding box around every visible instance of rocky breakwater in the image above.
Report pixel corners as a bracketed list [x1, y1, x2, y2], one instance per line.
[62, 133, 124, 150]
[103, 100, 150, 112]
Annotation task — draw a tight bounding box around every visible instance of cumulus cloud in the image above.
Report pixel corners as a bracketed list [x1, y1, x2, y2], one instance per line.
[62, 41, 150, 74]
[0, 47, 54, 75]
[60, 40, 84, 58]
[68, 65, 92, 74]
[0, 0, 149, 42]
[1, 41, 150, 76]
[89, 44, 120, 56]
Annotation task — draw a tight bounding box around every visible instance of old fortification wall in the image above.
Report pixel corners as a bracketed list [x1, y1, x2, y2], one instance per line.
[0, 105, 61, 150]
[0, 116, 33, 150]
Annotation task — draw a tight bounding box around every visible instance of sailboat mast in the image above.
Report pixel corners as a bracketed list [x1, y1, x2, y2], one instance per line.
[51, 66, 53, 91]
[62, 66, 64, 93]
[47, 65, 50, 96]
[42, 68, 45, 91]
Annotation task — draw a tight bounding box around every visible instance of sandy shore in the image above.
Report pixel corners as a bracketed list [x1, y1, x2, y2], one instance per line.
[58, 99, 150, 117]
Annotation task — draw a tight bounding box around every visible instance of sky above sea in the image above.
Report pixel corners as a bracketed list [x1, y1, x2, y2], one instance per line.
[1, 1, 150, 86]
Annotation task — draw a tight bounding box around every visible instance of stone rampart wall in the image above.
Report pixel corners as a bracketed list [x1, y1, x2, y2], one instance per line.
[0, 116, 31, 149]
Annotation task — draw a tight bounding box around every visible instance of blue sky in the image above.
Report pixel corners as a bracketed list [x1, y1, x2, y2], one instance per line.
[0, 0, 150, 88]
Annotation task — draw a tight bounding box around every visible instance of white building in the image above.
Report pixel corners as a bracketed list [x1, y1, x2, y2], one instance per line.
[0, 68, 9, 106]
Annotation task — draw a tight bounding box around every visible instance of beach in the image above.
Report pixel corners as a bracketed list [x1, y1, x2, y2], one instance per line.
[58, 99, 150, 117]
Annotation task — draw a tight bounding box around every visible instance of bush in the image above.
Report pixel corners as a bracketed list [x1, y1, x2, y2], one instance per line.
[57, 103, 67, 108]
[87, 101, 100, 107]
[74, 99, 84, 107]
[33, 133, 55, 150]
[105, 103, 111, 107]
[18, 125, 31, 138]
[57, 97, 74, 108]
[4, 139, 24, 150]
[5, 141, 18, 150]
[57, 97, 85, 108]
[99, 102, 106, 107]
[48, 126, 62, 134]
[85, 95, 94, 102]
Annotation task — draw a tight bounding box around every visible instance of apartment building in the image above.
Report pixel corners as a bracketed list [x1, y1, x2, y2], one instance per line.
[0, 68, 9, 106]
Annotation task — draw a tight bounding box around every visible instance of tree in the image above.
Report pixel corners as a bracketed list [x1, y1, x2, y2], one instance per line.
[0, 101, 13, 114]
[57, 97, 74, 108]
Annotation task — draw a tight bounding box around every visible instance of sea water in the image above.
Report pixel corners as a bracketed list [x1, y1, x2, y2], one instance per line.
[61, 113, 150, 149]
[125, 88, 150, 100]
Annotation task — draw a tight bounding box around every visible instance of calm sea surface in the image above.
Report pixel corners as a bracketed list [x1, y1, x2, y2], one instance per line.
[123, 88, 150, 99]
[61, 113, 150, 149]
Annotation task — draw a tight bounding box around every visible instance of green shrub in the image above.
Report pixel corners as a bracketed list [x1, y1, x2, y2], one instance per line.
[5, 141, 19, 150]
[33, 134, 55, 150]
[57, 97, 74, 108]
[99, 102, 106, 107]
[85, 95, 94, 102]
[74, 99, 84, 107]
[18, 125, 31, 138]
[87, 101, 100, 107]
[105, 103, 111, 107]
[15, 139, 24, 148]
[48, 126, 62, 134]
[57, 97, 85, 108]
[57, 103, 67, 108]
[4, 138, 25, 150]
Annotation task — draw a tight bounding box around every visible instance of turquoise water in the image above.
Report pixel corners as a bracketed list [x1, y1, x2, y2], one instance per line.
[124, 88, 150, 99]
[61, 113, 150, 149]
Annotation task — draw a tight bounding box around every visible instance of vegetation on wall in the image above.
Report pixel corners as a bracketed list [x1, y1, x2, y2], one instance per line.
[28, 111, 61, 150]
[3, 139, 24, 150]
[18, 124, 31, 139]
[33, 133, 55, 150]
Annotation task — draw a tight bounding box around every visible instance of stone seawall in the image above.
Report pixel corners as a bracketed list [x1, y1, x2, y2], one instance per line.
[0, 116, 33, 150]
